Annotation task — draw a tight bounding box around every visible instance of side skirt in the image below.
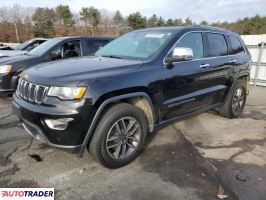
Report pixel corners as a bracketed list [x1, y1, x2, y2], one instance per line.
[155, 103, 222, 131]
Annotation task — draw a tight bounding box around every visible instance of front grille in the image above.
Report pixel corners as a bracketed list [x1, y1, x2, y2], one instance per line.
[17, 78, 49, 104]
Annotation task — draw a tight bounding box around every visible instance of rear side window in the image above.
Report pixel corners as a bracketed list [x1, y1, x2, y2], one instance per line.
[228, 36, 245, 55]
[175, 32, 204, 59]
[206, 33, 228, 57]
[86, 40, 110, 55]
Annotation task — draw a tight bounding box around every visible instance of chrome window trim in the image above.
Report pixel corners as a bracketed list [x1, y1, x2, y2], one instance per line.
[163, 30, 246, 65]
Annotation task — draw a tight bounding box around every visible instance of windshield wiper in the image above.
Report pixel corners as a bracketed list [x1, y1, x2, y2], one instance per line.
[101, 55, 123, 59]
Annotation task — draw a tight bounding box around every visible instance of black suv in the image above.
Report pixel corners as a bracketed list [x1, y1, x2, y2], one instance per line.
[0, 36, 113, 93]
[12, 26, 251, 168]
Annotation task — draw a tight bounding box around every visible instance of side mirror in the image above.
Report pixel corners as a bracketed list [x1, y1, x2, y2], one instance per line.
[164, 47, 193, 67]
[50, 50, 61, 60]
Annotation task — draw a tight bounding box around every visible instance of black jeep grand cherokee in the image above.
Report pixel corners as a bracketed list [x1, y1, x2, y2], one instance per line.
[13, 26, 251, 168]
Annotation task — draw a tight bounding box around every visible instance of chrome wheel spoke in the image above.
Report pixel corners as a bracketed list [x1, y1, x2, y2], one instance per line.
[121, 144, 127, 158]
[126, 141, 135, 148]
[126, 119, 136, 132]
[107, 142, 121, 149]
[232, 102, 238, 112]
[114, 144, 122, 158]
[238, 95, 244, 103]
[107, 135, 120, 142]
[121, 119, 127, 132]
[127, 125, 139, 136]
[115, 123, 121, 135]
[127, 136, 139, 142]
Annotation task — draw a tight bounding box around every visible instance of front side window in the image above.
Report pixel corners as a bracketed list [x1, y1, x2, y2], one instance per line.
[96, 30, 176, 59]
[175, 32, 204, 59]
[206, 33, 228, 57]
[228, 36, 245, 55]
[52, 40, 81, 59]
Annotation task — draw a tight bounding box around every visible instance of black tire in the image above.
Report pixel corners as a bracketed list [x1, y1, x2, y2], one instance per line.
[219, 80, 247, 118]
[89, 103, 147, 168]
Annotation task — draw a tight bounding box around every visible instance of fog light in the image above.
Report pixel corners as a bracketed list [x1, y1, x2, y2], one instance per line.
[44, 118, 73, 130]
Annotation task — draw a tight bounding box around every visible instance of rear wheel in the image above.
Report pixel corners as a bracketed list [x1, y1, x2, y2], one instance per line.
[219, 80, 246, 118]
[89, 103, 147, 168]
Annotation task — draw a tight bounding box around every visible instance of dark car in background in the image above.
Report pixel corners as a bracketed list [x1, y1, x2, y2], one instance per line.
[12, 26, 251, 168]
[0, 38, 48, 57]
[0, 36, 113, 93]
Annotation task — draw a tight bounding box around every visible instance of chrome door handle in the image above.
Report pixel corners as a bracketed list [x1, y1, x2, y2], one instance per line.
[229, 59, 237, 63]
[200, 64, 210, 68]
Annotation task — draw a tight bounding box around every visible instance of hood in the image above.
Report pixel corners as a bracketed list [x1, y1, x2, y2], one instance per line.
[0, 50, 27, 57]
[0, 54, 36, 65]
[23, 56, 143, 85]
[0, 46, 13, 50]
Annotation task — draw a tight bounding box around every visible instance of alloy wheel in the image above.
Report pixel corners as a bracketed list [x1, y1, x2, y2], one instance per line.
[232, 88, 245, 114]
[106, 117, 141, 160]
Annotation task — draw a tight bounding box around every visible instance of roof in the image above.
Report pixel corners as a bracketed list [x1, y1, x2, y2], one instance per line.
[31, 38, 50, 41]
[53, 36, 115, 41]
[135, 25, 238, 36]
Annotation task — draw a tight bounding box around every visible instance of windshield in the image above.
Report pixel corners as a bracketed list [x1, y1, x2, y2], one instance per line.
[96, 30, 176, 59]
[14, 40, 33, 50]
[27, 39, 61, 56]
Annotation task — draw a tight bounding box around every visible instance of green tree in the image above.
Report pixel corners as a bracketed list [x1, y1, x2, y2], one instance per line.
[32, 7, 56, 37]
[173, 18, 183, 26]
[80, 6, 101, 29]
[127, 12, 146, 29]
[113, 10, 123, 25]
[55, 5, 74, 28]
[157, 16, 165, 26]
[184, 17, 193, 25]
[147, 14, 158, 27]
[166, 19, 175, 26]
[200, 20, 208, 26]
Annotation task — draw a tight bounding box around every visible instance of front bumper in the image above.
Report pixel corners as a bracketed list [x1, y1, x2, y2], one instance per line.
[0, 73, 18, 92]
[22, 118, 83, 153]
[12, 94, 94, 154]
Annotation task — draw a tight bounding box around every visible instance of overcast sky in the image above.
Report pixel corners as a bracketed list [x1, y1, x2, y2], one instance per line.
[2, 0, 266, 22]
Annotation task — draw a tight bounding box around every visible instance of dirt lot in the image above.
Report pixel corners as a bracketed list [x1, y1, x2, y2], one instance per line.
[0, 86, 265, 200]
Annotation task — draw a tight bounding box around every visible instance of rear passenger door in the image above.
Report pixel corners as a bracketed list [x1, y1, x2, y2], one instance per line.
[227, 35, 248, 72]
[203, 32, 233, 103]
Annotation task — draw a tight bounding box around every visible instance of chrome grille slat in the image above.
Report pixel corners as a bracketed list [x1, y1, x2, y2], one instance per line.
[16, 78, 48, 104]
[33, 85, 40, 103]
[22, 80, 27, 99]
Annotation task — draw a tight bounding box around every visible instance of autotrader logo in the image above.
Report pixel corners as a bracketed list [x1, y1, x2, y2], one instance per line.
[0, 188, 54, 200]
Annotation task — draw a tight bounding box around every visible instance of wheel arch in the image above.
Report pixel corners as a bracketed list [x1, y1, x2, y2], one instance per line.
[80, 92, 155, 155]
[224, 73, 250, 104]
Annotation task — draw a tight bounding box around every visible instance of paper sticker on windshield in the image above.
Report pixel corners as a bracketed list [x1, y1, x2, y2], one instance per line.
[145, 34, 165, 38]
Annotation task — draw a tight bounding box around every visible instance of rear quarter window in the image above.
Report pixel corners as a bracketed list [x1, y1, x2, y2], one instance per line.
[206, 33, 228, 57]
[228, 36, 245, 55]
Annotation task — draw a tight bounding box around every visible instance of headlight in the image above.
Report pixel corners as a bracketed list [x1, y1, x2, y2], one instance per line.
[47, 86, 87, 100]
[0, 65, 12, 74]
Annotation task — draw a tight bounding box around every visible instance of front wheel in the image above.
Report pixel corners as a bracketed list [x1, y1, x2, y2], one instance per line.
[219, 80, 247, 118]
[89, 103, 147, 168]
